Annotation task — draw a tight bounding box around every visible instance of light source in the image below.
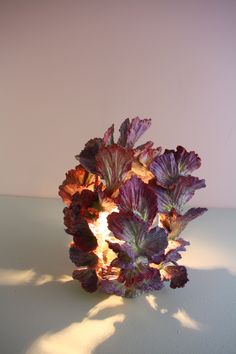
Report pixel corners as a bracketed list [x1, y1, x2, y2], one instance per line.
[59, 117, 207, 297]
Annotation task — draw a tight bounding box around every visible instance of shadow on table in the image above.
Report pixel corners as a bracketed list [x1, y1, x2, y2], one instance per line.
[1, 266, 235, 354]
[0, 197, 235, 353]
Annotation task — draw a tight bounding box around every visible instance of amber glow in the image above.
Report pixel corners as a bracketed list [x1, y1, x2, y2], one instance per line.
[89, 208, 119, 271]
[125, 160, 154, 183]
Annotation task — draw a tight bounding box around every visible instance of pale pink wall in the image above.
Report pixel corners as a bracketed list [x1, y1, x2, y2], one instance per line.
[0, 0, 236, 208]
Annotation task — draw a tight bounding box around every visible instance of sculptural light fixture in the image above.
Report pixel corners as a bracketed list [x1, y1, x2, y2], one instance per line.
[59, 117, 207, 297]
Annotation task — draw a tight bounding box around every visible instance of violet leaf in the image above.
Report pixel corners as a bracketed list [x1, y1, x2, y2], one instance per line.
[149, 146, 201, 188]
[116, 176, 157, 224]
[156, 176, 206, 213]
[117, 117, 151, 148]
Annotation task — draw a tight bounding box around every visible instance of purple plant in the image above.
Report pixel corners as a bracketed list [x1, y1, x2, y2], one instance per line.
[59, 117, 207, 298]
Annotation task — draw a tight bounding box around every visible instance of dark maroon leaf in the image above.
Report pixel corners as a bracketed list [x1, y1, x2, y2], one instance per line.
[76, 138, 103, 173]
[164, 265, 189, 289]
[73, 269, 98, 293]
[69, 245, 98, 267]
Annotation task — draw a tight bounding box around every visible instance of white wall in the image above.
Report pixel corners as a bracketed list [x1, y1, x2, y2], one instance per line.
[0, 0, 236, 208]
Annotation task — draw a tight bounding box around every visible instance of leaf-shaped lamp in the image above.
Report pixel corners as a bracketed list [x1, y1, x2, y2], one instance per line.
[59, 117, 207, 298]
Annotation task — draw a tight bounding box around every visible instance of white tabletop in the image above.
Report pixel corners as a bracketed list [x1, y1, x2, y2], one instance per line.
[0, 195, 236, 354]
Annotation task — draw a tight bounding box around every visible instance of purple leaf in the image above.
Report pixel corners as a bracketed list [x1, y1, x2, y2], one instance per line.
[100, 279, 126, 296]
[108, 211, 168, 260]
[108, 241, 135, 265]
[142, 226, 168, 259]
[116, 176, 157, 224]
[136, 267, 164, 293]
[107, 211, 146, 243]
[167, 146, 201, 174]
[118, 266, 163, 297]
[150, 146, 202, 188]
[117, 117, 151, 148]
[126, 117, 151, 148]
[149, 152, 178, 188]
[156, 176, 206, 213]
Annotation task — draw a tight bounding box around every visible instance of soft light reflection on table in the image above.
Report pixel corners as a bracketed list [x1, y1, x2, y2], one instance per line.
[0, 196, 236, 354]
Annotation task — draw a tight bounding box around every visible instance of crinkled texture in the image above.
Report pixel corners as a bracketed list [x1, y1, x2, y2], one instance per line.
[118, 266, 163, 297]
[72, 190, 100, 221]
[60, 117, 207, 297]
[161, 207, 208, 239]
[107, 211, 146, 244]
[96, 144, 134, 196]
[135, 267, 164, 293]
[76, 138, 103, 173]
[149, 146, 201, 188]
[150, 152, 178, 188]
[107, 211, 168, 261]
[73, 269, 98, 293]
[135, 141, 154, 155]
[64, 190, 100, 225]
[103, 124, 114, 145]
[163, 265, 189, 289]
[63, 207, 98, 252]
[69, 244, 98, 267]
[58, 165, 98, 206]
[126, 117, 151, 148]
[63, 206, 85, 234]
[155, 176, 206, 213]
[144, 226, 168, 260]
[108, 241, 135, 265]
[166, 146, 201, 174]
[116, 176, 157, 224]
[72, 189, 98, 209]
[100, 279, 126, 297]
[117, 118, 130, 147]
[72, 234, 98, 253]
[138, 146, 162, 167]
[130, 141, 160, 182]
[117, 117, 151, 148]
